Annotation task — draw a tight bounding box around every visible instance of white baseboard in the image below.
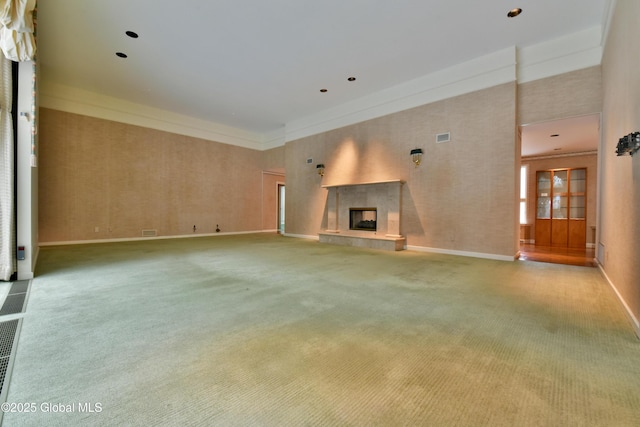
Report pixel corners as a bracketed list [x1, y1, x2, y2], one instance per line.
[406, 245, 517, 262]
[38, 230, 276, 247]
[597, 262, 640, 340]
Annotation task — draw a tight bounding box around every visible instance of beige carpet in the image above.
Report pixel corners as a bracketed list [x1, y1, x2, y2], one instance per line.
[3, 233, 640, 426]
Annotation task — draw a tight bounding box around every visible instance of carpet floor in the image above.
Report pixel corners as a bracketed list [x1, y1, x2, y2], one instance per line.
[3, 233, 640, 426]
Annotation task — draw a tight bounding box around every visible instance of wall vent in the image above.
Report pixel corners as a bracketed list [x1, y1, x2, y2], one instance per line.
[141, 229, 157, 237]
[436, 132, 451, 144]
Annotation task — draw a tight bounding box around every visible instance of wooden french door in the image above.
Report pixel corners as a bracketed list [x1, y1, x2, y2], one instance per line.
[535, 168, 586, 248]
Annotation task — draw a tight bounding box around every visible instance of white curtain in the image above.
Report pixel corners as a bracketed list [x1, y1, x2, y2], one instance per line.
[0, 0, 36, 62]
[0, 55, 14, 281]
[0, 0, 34, 280]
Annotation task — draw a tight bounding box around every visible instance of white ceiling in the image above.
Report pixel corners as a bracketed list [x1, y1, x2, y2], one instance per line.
[37, 0, 610, 151]
[521, 114, 600, 158]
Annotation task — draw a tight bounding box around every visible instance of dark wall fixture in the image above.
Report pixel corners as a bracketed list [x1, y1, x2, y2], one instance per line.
[410, 148, 423, 166]
[616, 132, 640, 156]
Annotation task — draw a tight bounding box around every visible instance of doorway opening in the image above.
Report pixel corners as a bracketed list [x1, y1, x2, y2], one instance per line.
[519, 113, 600, 267]
[277, 183, 285, 234]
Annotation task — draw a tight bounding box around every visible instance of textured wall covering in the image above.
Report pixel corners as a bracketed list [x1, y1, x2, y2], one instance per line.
[38, 108, 266, 242]
[285, 83, 519, 258]
[522, 154, 598, 245]
[600, 0, 640, 331]
[262, 146, 285, 172]
[518, 66, 602, 126]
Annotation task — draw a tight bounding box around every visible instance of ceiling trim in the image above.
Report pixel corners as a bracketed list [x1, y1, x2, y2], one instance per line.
[38, 25, 607, 151]
[522, 150, 598, 161]
[39, 81, 266, 150]
[284, 47, 517, 143]
[261, 127, 286, 151]
[517, 26, 603, 83]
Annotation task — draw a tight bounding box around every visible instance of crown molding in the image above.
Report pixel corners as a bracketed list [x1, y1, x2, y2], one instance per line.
[39, 81, 265, 150]
[261, 127, 286, 150]
[284, 47, 517, 143]
[517, 26, 603, 83]
[39, 25, 607, 150]
[522, 150, 598, 161]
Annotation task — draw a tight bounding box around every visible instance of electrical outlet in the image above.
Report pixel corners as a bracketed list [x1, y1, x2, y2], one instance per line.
[94, 226, 99, 233]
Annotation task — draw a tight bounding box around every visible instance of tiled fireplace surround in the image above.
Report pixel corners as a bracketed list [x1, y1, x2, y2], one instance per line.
[318, 180, 405, 251]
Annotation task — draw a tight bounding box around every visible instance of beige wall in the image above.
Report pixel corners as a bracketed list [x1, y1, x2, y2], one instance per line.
[518, 66, 602, 126]
[600, 0, 640, 332]
[38, 108, 268, 242]
[522, 154, 598, 245]
[284, 83, 519, 257]
[262, 146, 285, 172]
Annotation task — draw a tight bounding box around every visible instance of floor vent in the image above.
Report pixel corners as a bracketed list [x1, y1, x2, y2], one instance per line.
[142, 229, 158, 237]
[0, 281, 30, 316]
[0, 318, 22, 424]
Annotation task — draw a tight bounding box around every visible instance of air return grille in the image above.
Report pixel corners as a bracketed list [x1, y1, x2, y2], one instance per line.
[0, 281, 29, 424]
[0, 320, 18, 386]
[436, 132, 451, 143]
[0, 318, 22, 425]
[0, 281, 29, 316]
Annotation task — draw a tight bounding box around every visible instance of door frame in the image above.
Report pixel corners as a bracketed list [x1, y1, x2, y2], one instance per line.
[277, 182, 285, 234]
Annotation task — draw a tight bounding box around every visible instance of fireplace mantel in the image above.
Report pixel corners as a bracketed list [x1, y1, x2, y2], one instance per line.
[321, 179, 404, 189]
[319, 179, 405, 251]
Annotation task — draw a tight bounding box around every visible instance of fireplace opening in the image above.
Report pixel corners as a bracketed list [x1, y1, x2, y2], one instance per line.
[350, 208, 377, 231]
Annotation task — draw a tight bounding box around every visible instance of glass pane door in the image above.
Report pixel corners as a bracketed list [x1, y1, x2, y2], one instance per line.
[536, 171, 551, 219]
[569, 168, 586, 219]
[551, 170, 568, 219]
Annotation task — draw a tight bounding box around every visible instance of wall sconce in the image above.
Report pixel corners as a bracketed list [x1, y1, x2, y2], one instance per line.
[616, 132, 640, 156]
[410, 148, 423, 166]
[316, 163, 325, 176]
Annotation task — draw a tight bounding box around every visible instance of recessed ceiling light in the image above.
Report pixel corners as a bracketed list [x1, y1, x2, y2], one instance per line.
[125, 31, 139, 38]
[347, 77, 356, 81]
[550, 134, 559, 137]
[115, 52, 128, 58]
[507, 8, 522, 18]
[320, 89, 327, 93]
